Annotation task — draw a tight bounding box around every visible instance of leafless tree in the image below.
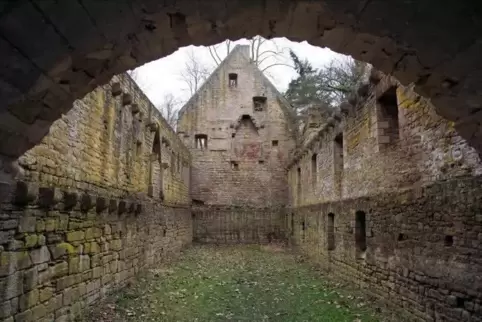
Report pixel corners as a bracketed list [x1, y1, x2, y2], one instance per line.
[179, 49, 212, 96]
[157, 93, 181, 129]
[208, 36, 292, 74]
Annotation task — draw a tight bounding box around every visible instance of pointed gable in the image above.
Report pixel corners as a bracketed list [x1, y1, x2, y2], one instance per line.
[177, 45, 295, 131]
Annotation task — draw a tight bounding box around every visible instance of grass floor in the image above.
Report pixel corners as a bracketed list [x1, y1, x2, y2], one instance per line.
[84, 245, 384, 322]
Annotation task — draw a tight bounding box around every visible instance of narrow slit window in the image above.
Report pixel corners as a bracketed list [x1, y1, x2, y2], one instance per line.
[355, 211, 367, 257]
[272, 140, 279, 147]
[311, 153, 317, 187]
[378, 86, 399, 145]
[327, 213, 335, 250]
[228, 73, 238, 87]
[297, 167, 302, 204]
[195, 134, 208, 149]
[334, 133, 344, 196]
[253, 96, 267, 112]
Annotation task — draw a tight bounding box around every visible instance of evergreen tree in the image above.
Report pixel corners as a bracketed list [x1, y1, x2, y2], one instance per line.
[284, 50, 370, 117]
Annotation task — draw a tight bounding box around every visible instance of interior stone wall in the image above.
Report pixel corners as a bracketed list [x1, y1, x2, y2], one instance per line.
[0, 73, 193, 322]
[290, 176, 482, 322]
[12, 73, 191, 205]
[192, 205, 286, 244]
[0, 183, 192, 322]
[288, 75, 482, 206]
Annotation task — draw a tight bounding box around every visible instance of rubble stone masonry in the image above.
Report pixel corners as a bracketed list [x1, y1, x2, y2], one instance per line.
[287, 74, 482, 321]
[0, 74, 192, 322]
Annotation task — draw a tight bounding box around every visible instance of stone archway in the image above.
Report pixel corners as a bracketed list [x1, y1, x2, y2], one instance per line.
[1, 1, 481, 159]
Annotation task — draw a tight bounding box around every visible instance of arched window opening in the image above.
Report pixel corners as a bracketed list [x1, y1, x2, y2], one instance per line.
[195, 134, 208, 149]
[148, 130, 163, 199]
[355, 211, 367, 258]
[327, 213, 335, 251]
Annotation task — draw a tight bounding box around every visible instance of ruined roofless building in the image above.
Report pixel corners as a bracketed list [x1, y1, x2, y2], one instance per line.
[177, 45, 296, 243]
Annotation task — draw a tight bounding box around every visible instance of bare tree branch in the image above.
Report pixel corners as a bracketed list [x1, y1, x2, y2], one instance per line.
[179, 49, 212, 96]
[261, 63, 294, 72]
[157, 93, 181, 129]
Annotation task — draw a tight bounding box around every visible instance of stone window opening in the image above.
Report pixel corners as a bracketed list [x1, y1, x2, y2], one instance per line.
[231, 161, 239, 170]
[355, 211, 367, 258]
[272, 140, 278, 147]
[195, 134, 208, 149]
[253, 96, 267, 112]
[377, 86, 400, 146]
[290, 213, 295, 237]
[327, 213, 335, 251]
[136, 140, 142, 157]
[311, 153, 317, 188]
[228, 73, 238, 87]
[444, 235, 454, 246]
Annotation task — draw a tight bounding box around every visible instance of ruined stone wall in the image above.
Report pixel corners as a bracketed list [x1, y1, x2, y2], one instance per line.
[0, 74, 193, 321]
[192, 205, 286, 244]
[16, 73, 190, 206]
[0, 183, 192, 322]
[288, 76, 482, 206]
[290, 176, 482, 322]
[178, 45, 295, 207]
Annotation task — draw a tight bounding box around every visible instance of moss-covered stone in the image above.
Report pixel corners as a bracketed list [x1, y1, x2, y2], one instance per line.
[66, 231, 85, 242]
[0, 251, 32, 276]
[89, 242, 100, 254]
[24, 234, 39, 248]
[44, 218, 57, 232]
[35, 220, 45, 232]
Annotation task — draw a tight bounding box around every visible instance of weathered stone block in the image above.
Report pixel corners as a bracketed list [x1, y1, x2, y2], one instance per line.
[110, 239, 122, 251]
[38, 287, 54, 303]
[18, 217, 36, 233]
[55, 275, 76, 291]
[66, 231, 84, 242]
[62, 286, 79, 306]
[29, 246, 50, 265]
[1, 251, 32, 276]
[31, 303, 47, 320]
[23, 267, 38, 292]
[24, 234, 38, 248]
[35, 220, 45, 232]
[13, 309, 32, 322]
[0, 219, 18, 230]
[44, 218, 57, 232]
[19, 289, 39, 311]
[0, 300, 12, 319]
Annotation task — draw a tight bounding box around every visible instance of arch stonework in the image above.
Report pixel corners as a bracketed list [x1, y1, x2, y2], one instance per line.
[0, 0, 481, 160]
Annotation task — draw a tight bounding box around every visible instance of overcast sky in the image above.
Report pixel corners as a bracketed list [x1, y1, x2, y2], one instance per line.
[132, 37, 345, 109]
